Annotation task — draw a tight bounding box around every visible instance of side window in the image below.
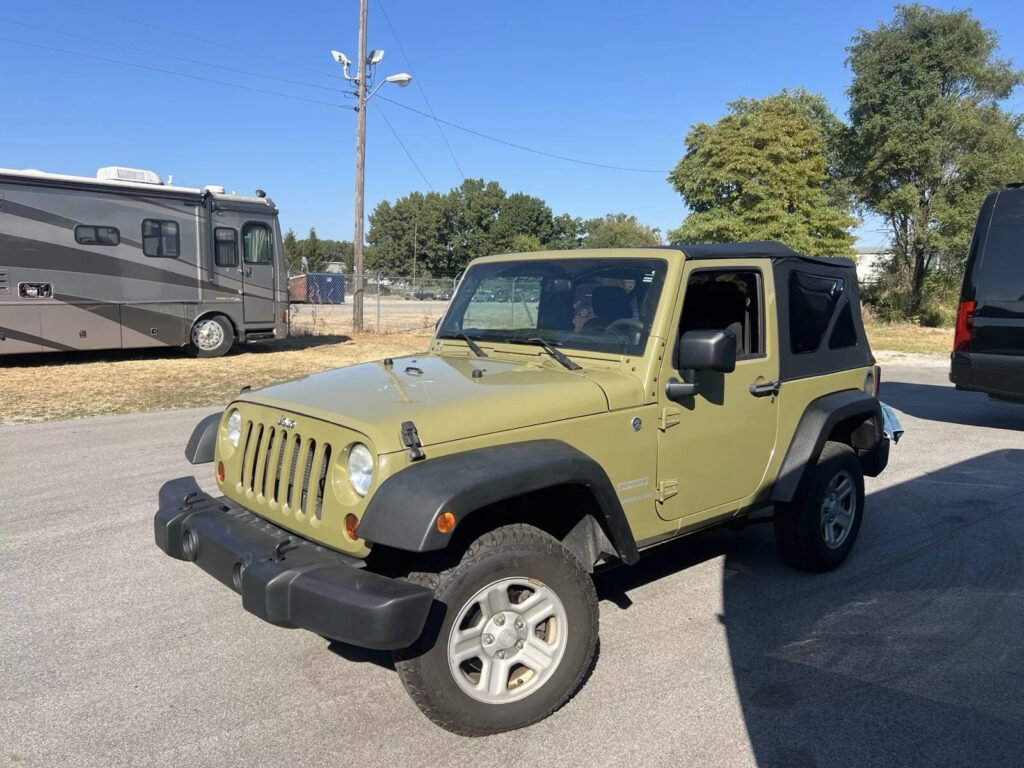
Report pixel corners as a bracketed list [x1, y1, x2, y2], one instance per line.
[75, 225, 120, 246]
[679, 270, 763, 358]
[214, 227, 238, 268]
[242, 223, 273, 265]
[828, 303, 857, 349]
[142, 219, 180, 257]
[789, 271, 843, 354]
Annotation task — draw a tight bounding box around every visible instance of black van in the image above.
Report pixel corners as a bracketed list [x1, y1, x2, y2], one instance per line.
[950, 183, 1024, 402]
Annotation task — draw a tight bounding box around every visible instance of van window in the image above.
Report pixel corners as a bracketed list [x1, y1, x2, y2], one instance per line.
[243, 223, 273, 265]
[214, 228, 238, 268]
[789, 271, 844, 354]
[978, 222, 1024, 300]
[75, 225, 120, 246]
[142, 219, 180, 257]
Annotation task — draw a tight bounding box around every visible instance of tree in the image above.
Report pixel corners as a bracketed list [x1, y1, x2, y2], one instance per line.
[303, 227, 324, 272]
[846, 4, 1024, 317]
[581, 213, 662, 248]
[667, 89, 857, 257]
[283, 229, 301, 274]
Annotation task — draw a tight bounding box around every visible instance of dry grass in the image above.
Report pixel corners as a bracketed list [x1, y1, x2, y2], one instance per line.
[0, 313, 951, 424]
[0, 330, 432, 424]
[864, 318, 952, 356]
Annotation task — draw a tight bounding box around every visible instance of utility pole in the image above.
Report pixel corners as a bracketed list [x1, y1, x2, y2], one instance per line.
[351, 0, 369, 331]
[412, 218, 417, 289]
[331, 15, 411, 332]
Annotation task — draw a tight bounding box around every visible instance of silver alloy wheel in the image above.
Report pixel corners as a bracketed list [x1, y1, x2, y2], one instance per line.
[191, 318, 225, 351]
[446, 577, 569, 704]
[820, 469, 856, 549]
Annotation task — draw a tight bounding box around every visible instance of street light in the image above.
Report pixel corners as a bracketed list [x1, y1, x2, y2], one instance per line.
[333, 11, 414, 332]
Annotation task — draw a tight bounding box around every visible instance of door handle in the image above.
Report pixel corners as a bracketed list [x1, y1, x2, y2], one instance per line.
[750, 379, 781, 397]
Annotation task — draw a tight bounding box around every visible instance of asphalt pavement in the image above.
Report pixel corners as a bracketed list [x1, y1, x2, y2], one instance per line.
[2, 365, 1023, 767]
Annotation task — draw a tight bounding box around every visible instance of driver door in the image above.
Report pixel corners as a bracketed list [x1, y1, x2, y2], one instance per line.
[656, 261, 780, 522]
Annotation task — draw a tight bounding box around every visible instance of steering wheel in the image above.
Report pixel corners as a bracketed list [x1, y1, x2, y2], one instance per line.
[605, 318, 644, 346]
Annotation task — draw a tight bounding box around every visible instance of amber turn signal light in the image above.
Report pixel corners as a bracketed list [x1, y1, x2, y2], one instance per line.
[344, 513, 360, 541]
[436, 511, 456, 534]
[216, 461, 225, 483]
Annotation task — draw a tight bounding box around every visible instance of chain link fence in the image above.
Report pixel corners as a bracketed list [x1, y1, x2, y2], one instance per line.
[288, 272, 458, 335]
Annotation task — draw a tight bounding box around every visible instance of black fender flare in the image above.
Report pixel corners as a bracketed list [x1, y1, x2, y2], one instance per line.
[357, 439, 640, 564]
[771, 389, 884, 503]
[184, 412, 222, 464]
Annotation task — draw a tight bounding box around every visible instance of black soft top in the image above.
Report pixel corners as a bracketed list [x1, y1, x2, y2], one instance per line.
[664, 240, 856, 270]
[661, 241, 872, 381]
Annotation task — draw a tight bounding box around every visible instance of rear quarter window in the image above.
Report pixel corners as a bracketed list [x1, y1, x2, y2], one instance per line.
[977, 192, 1024, 301]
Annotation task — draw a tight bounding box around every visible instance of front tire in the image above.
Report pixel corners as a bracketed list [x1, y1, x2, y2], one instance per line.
[774, 441, 864, 572]
[394, 524, 598, 736]
[187, 315, 233, 358]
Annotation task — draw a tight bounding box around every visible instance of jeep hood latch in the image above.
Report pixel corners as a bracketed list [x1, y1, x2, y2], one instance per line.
[401, 420, 426, 462]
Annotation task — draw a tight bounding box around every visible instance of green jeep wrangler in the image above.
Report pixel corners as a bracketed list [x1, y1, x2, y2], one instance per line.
[155, 242, 891, 735]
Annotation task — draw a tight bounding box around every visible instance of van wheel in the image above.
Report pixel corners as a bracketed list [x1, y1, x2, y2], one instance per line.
[774, 441, 864, 572]
[393, 524, 598, 736]
[188, 315, 233, 358]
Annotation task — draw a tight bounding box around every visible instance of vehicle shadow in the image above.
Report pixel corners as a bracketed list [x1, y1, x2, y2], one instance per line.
[0, 333, 352, 367]
[595, 450, 1024, 767]
[882, 380, 1024, 431]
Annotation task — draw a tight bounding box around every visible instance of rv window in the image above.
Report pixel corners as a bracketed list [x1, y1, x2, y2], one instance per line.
[215, 228, 238, 267]
[75, 225, 120, 246]
[243, 223, 273, 265]
[789, 271, 844, 354]
[142, 220, 180, 258]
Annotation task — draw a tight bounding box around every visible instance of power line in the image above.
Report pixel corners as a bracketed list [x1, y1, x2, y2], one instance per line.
[374, 104, 434, 190]
[0, 36, 346, 108]
[5, 30, 665, 176]
[50, 0, 342, 78]
[2, 17, 341, 93]
[376, 95, 669, 174]
[376, 0, 465, 180]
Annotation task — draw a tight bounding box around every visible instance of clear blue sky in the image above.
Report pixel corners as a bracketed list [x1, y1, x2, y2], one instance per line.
[2, 0, 1022, 247]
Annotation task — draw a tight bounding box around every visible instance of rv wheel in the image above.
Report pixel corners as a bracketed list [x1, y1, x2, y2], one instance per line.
[188, 315, 234, 358]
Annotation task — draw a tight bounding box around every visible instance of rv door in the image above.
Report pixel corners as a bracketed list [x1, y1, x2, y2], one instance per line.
[240, 220, 277, 324]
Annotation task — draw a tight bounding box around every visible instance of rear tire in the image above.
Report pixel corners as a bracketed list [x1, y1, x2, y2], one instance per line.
[774, 441, 864, 572]
[393, 524, 598, 736]
[187, 315, 233, 358]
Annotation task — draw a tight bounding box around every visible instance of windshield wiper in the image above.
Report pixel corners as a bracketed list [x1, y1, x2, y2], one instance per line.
[441, 332, 487, 357]
[507, 337, 582, 370]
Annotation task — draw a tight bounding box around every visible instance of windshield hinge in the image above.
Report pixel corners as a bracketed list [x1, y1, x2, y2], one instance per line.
[656, 479, 678, 503]
[400, 420, 426, 462]
[659, 406, 681, 431]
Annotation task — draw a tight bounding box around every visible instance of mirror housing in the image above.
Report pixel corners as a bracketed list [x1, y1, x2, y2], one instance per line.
[666, 329, 737, 402]
[677, 329, 737, 373]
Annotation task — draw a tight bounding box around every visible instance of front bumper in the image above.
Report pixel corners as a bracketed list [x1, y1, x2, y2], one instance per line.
[154, 477, 433, 650]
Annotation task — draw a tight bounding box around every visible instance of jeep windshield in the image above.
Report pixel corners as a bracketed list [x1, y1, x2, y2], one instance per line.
[439, 257, 668, 356]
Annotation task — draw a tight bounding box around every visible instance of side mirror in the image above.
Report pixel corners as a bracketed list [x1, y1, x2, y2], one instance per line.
[677, 329, 737, 373]
[666, 329, 737, 401]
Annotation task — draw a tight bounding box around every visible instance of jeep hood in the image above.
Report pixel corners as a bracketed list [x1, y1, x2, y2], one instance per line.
[240, 353, 613, 453]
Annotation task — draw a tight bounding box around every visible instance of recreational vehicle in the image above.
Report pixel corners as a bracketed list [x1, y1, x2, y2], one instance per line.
[0, 166, 289, 357]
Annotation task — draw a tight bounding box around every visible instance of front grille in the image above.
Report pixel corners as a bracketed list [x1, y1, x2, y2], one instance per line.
[238, 419, 333, 519]
[0, 270, 8, 294]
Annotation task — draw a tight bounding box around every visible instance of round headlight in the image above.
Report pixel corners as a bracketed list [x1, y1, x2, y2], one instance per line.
[227, 409, 242, 448]
[347, 443, 374, 497]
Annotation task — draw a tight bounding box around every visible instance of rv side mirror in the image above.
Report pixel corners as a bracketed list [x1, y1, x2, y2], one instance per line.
[677, 329, 737, 373]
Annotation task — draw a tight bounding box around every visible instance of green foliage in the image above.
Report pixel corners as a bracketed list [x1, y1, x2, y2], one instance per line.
[846, 3, 1024, 318]
[282, 227, 354, 274]
[581, 213, 661, 248]
[668, 89, 857, 257]
[365, 179, 654, 276]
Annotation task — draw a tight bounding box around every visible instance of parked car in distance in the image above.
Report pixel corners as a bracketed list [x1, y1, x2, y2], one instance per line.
[404, 290, 437, 301]
[950, 182, 1024, 403]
